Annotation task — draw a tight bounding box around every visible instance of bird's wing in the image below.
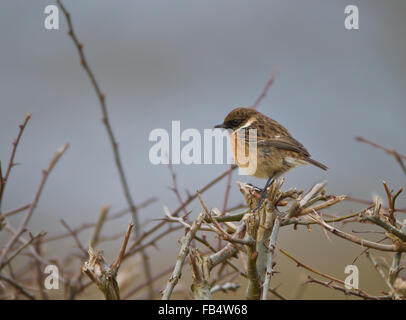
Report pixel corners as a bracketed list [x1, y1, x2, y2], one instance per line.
[256, 137, 310, 157]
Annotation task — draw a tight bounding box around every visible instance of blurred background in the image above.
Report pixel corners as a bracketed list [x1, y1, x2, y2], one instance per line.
[0, 0, 405, 299]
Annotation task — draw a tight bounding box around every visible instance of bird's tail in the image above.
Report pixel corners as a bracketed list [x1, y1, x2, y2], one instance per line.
[307, 158, 328, 171]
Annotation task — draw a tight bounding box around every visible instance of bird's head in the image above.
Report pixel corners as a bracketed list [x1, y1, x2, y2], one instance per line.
[214, 107, 259, 131]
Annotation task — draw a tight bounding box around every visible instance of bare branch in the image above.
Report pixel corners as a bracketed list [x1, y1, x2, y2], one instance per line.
[211, 282, 240, 294]
[365, 252, 399, 299]
[244, 213, 260, 300]
[162, 212, 206, 300]
[123, 266, 173, 299]
[261, 217, 281, 300]
[306, 276, 392, 300]
[251, 68, 278, 110]
[0, 232, 46, 271]
[189, 249, 211, 300]
[60, 219, 88, 257]
[355, 136, 406, 175]
[2, 204, 31, 218]
[89, 204, 110, 248]
[82, 223, 133, 300]
[308, 211, 403, 252]
[56, 0, 153, 297]
[0, 113, 31, 211]
[111, 223, 133, 271]
[43, 197, 155, 243]
[0, 143, 69, 268]
[0, 274, 35, 300]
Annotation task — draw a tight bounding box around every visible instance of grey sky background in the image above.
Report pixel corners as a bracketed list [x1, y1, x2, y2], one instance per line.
[0, 0, 405, 298]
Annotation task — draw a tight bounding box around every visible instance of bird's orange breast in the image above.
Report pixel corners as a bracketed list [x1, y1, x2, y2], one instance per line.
[229, 130, 263, 177]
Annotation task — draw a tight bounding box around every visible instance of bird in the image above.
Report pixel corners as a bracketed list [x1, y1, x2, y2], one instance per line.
[214, 107, 327, 211]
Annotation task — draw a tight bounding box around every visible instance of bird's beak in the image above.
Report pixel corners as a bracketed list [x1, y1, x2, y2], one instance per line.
[214, 124, 226, 129]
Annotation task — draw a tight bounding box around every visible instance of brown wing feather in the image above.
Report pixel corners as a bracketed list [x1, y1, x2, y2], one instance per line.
[241, 114, 328, 171]
[257, 138, 310, 157]
[257, 139, 328, 171]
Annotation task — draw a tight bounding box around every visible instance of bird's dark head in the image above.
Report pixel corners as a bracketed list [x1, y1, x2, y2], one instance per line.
[214, 107, 259, 131]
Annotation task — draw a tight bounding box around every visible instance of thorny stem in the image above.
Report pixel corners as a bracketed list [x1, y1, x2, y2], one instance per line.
[261, 218, 281, 300]
[0, 143, 69, 269]
[280, 248, 372, 297]
[56, 0, 154, 298]
[162, 212, 206, 300]
[306, 276, 392, 300]
[0, 113, 31, 212]
[365, 252, 400, 299]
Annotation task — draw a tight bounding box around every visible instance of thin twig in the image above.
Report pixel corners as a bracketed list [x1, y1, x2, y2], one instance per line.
[43, 197, 155, 243]
[261, 217, 281, 300]
[207, 223, 246, 270]
[89, 204, 110, 248]
[60, 219, 88, 257]
[283, 209, 368, 227]
[127, 165, 237, 254]
[251, 68, 278, 110]
[281, 249, 353, 289]
[2, 204, 31, 218]
[0, 232, 46, 270]
[82, 223, 133, 300]
[0, 113, 31, 212]
[355, 136, 406, 160]
[355, 136, 406, 175]
[57, 0, 154, 298]
[167, 162, 188, 216]
[0, 274, 35, 300]
[123, 266, 173, 299]
[222, 166, 234, 214]
[162, 212, 206, 300]
[306, 276, 392, 300]
[365, 251, 399, 299]
[0, 143, 69, 268]
[360, 214, 406, 242]
[389, 220, 406, 285]
[280, 248, 372, 297]
[211, 282, 240, 294]
[125, 225, 182, 258]
[308, 212, 403, 252]
[111, 223, 133, 270]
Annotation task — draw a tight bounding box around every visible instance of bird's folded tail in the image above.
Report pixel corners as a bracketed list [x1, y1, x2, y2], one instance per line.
[306, 158, 328, 171]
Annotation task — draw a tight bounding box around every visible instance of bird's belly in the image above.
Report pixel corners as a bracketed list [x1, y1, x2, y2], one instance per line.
[229, 132, 268, 178]
[229, 133, 307, 179]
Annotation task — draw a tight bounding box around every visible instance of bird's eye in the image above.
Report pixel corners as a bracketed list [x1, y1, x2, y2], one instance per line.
[231, 119, 240, 126]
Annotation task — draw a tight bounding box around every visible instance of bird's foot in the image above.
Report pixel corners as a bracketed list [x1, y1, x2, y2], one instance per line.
[252, 177, 274, 212]
[253, 189, 268, 212]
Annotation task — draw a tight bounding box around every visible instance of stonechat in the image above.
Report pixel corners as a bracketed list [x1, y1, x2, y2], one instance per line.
[215, 107, 327, 210]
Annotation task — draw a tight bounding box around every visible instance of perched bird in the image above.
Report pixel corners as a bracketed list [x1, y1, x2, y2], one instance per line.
[215, 107, 327, 210]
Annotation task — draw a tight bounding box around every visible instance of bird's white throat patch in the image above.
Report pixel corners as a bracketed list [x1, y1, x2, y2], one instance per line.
[236, 117, 256, 132]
